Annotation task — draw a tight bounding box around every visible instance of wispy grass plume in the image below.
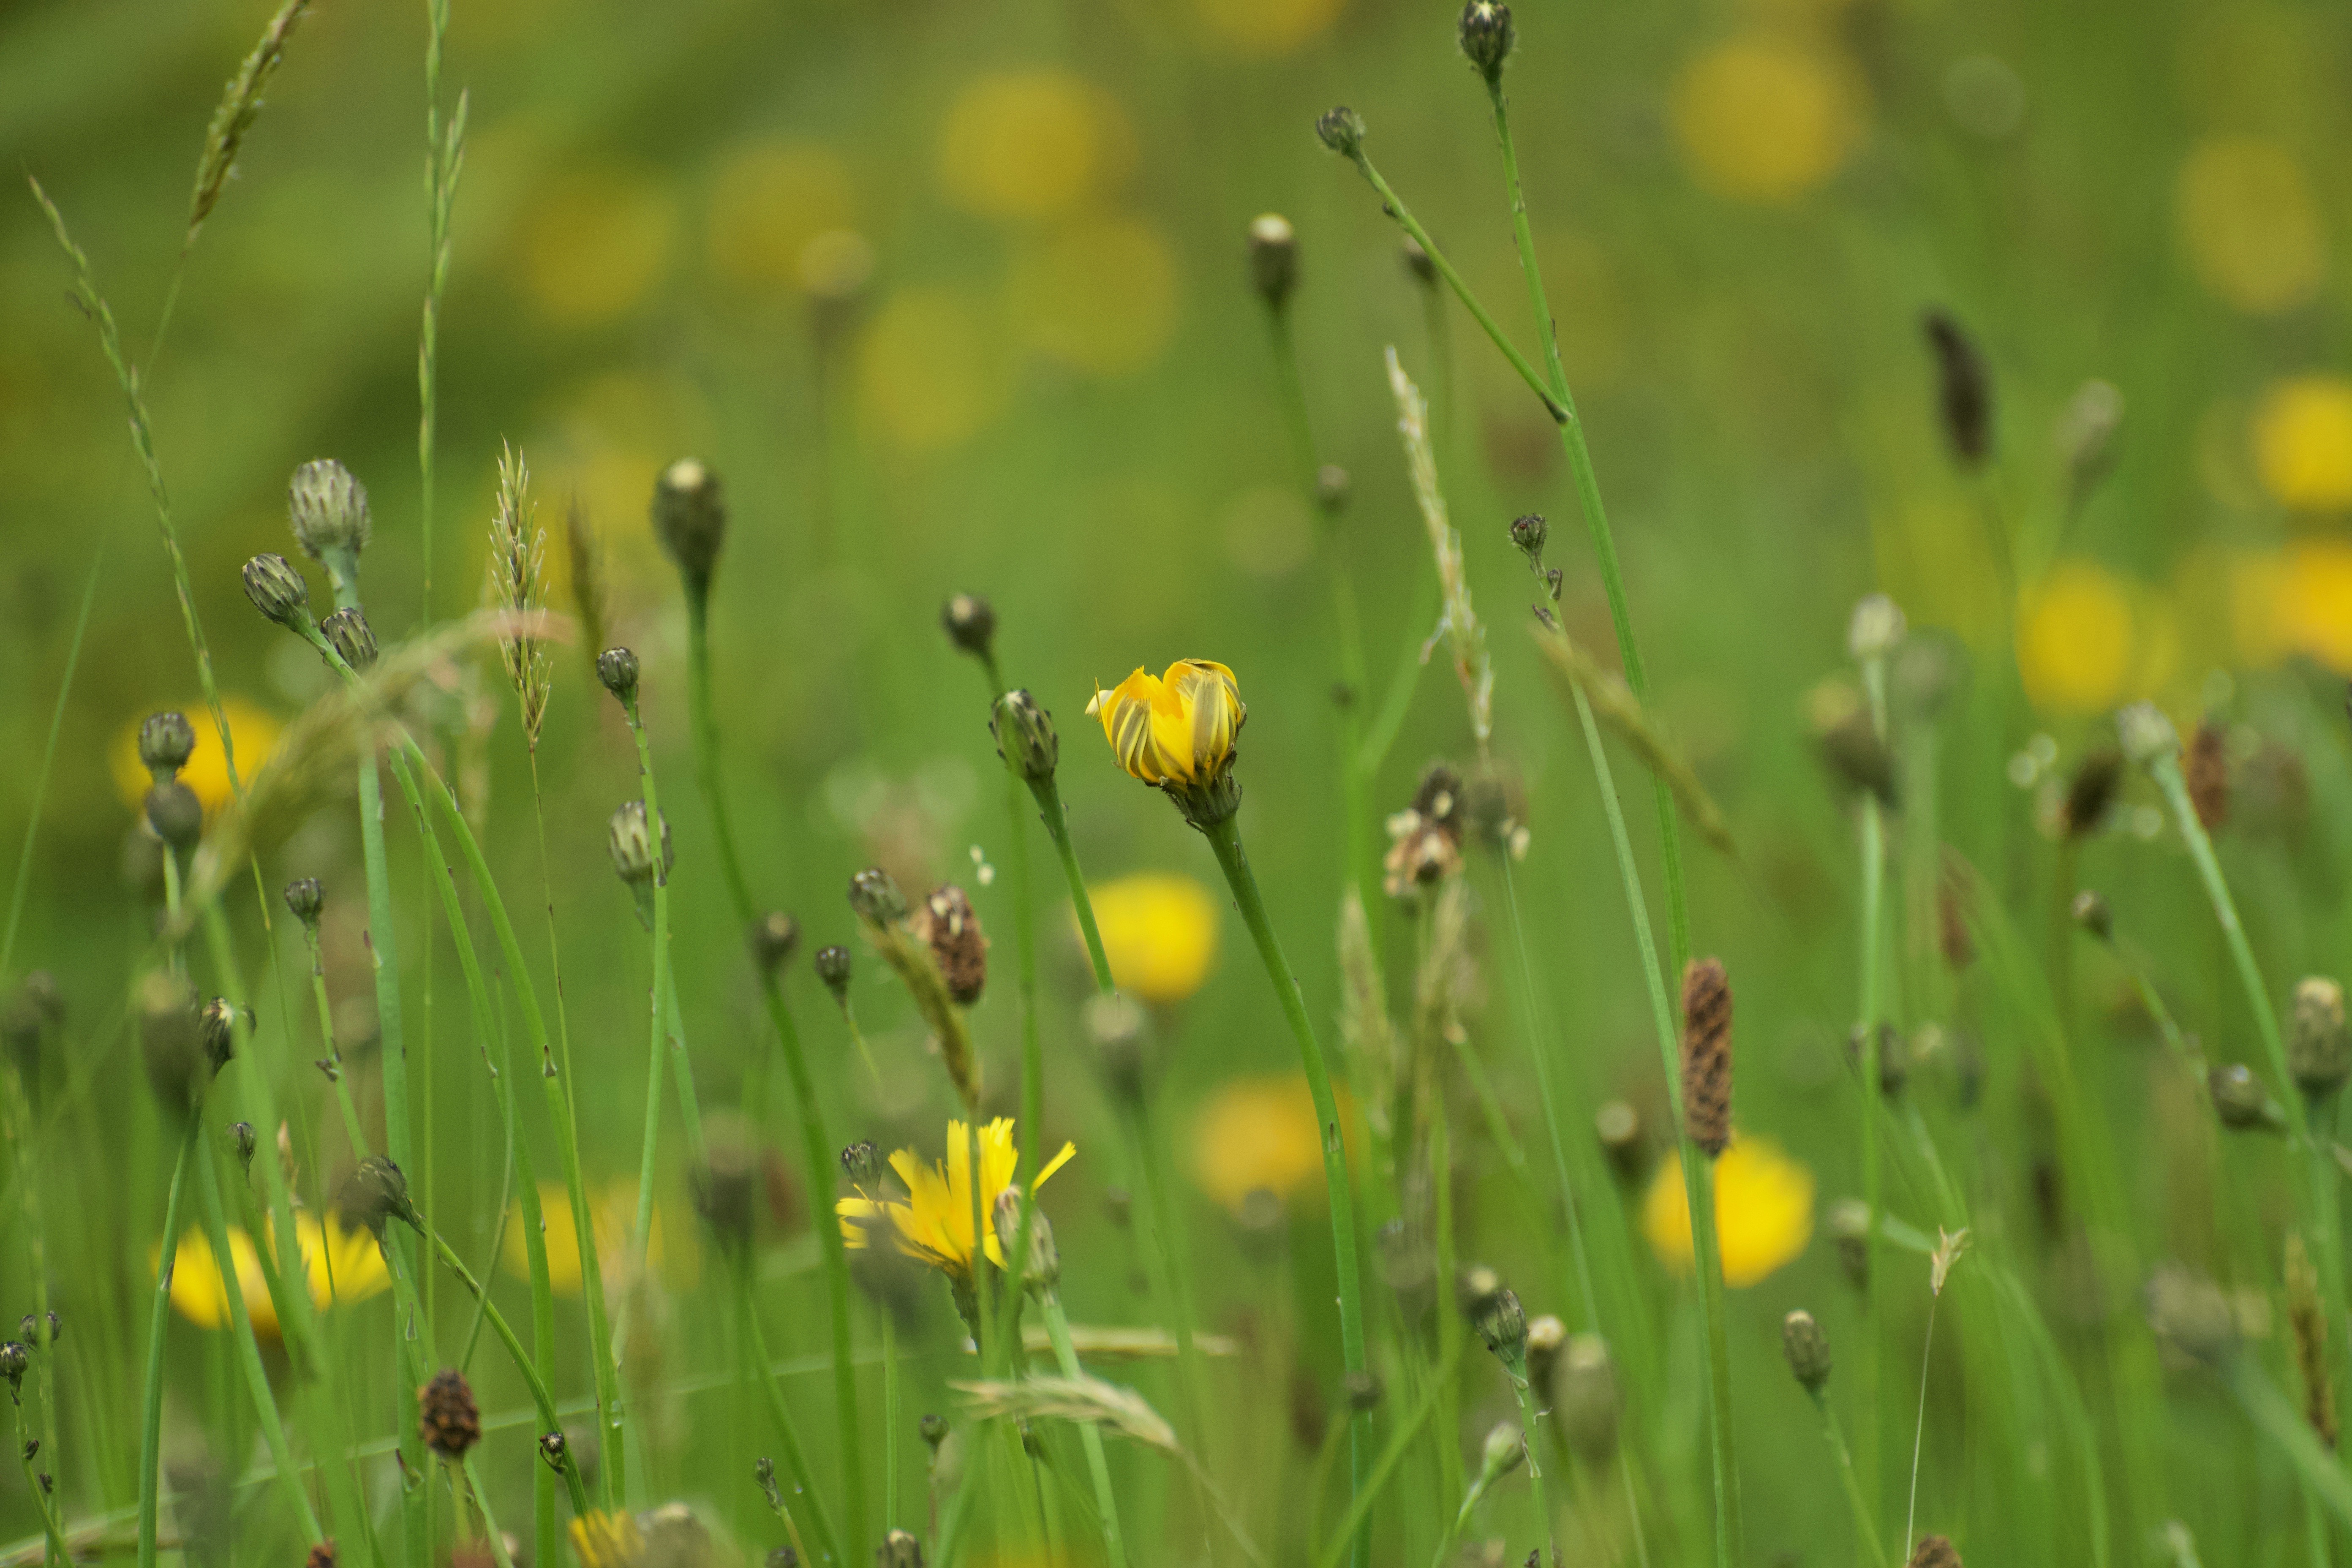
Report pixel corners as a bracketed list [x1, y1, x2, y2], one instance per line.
[1385, 346, 1490, 761]
[487, 446, 553, 749]
[187, 0, 313, 251]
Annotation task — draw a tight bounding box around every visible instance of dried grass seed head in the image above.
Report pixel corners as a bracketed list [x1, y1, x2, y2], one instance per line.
[2186, 718, 2230, 832]
[1679, 957, 1733, 1156]
[916, 885, 989, 1005]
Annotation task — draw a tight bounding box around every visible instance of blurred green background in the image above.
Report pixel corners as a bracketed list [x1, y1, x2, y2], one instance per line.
[8, 0, 2352, 1561]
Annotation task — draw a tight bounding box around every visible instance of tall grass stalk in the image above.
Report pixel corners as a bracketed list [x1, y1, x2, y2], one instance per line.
[1199, 816, 1371, 1568]
[417, 0, 463, 621]
[133, 1122, 198, 1568]
[618, 685, 676, 1288]
[1805, 1389, 1885, 1567]
[0, 537, 107, 981]
[8, 1352, 68, 1566]
[737, 1259, 843, 1563]
[1855, 648, 1892, 1524]
[685, 592, 866, 1545]
[1037, 1288, 1130, 1568]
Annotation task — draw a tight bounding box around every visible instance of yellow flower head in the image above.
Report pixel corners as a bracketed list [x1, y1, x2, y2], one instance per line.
[837, 1119, 1075, 1281]
[501, 1179, 701, 1297]
[1084, 873, 1219, 1006]
[1190, 1072, 1354, 1215]
[1671, 35, 1862, 205]
[2254, 376, 2352, 512]
[568, 1510, 644, 1568]
[2175, 136, 2326, 316]
[1086, 659, 1244, 787]
[156, 1212, 389, 1337]
[110, 696, 283, 817]
[1642, 1137, 1815, 1288]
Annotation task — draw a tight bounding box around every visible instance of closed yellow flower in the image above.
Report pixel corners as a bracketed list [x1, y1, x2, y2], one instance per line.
[110, 696, 282, 816]
[2253, 376, 2352, 512]
[1190, 1072, 1354, 1215]
[1087, 659, 1244, 787]
[1641, 1136, 1814, 1288]
[155, 1211, 388, 1337]
[1671, 35, 1862, 204]
[1085, 873, 1219, 1005]
[837, 1119, 1075, 1282]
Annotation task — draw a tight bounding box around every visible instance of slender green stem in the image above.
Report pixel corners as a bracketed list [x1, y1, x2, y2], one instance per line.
[1429, 1070, 1465, 1511]
[0, 534, 106, 980]
[1510, 1370, 1560, 1568]
[1857, 656, 1890, 1527]
[623, 695, 674, 1296]
[10, 1377, 68, 1566]
[1808, 1392, 1886, 1568]
[1030, 778, 1114, 991]
[737, 1260, 842, 1564]
[1117, 1096, 1216, 1519]
[882, 1313, 901, 1530]
[1312, 1341, 1467, 1568]
[1040, 1290, 1128, 1568]
[191, 1129, 323, 1541]
[687, 594, 866, 1546]
[1200, 814, 1369, 1568]
[136, 1121, 199, 1568]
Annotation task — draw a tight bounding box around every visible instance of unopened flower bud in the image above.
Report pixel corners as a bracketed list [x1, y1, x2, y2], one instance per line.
[920, 1413, 949, 1452]
[992, 690, 1058, 782]
[1782, 1309, 1832, 1391]
[243, 553, 313, 629]
[321, 606, 378, 673]
[916, 885, 988, 1005]
[941, 594, 996, 662]
[841, 1141, 881, 1188]
[1457, 0, 1516, 83]
[815, 945, 853, 1003]
[1509, 513, 1547, 565]
[1848, 593, 1907, 662]
[2290, 976, 2349, 1100]
[878, 1529, 923, 1568]
[0, 1343, 26, 1391]
[340, 1154, 418, 1240]
[1315, 105, 1367, 158]
[285, 878, 324, 928]
[694, 1128, 762, 1251]
[1472, 1283, 1527, 1363]
[1477, 1420, 1525, 1484]
[1557, 1334, 1619, 1463]
[847, 867, 909, 927]
[19, 1313, 58, 1350]
[2145, 1262, 2236, 1366]
[1344, 1369, 1383, 1412]
[1085, 992, 1150, 1103]
[1247, 214, 1298, 308]
[139, 712, 197, 779]
[1908, 1536, 1964, 1568]
[749, 913, 800, 975]
[229, 1120, 257, 1171]
[1828, 1198, 1873, 1288]
[198, 997, 237, 1075]
[1524, 1314, 1566, 1396]
[288, 460, 372, 564]
[607, 800, 671, 886]
[2117, 702, 2178, 769]
[145, 781, 204, 850]
[2210, 1063, 2284, 1131]
[2071, 890, 2112, 941]
[596, 648, 640, 705]
[139, 972, 207, 1110]
[992, 1189, 1059, 1290]
[419, 1368, 483, 1459]
[1595, 1099, 1644, 1182]
[653, 459, 727, 596]
[1315, 464, 1351, 514]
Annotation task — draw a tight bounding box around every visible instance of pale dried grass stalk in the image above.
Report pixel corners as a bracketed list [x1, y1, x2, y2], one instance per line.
[188, 0, 312, 248]
[487, 445, 553, 747]
[1532, 616, 1736, 854]
[953, 1375, 1179, 1453]
[1386, 347, 1491, 759]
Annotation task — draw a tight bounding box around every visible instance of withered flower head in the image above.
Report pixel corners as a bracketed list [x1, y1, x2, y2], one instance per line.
[418, 1369, 482, 1460]
[915, 885, 988, 1005]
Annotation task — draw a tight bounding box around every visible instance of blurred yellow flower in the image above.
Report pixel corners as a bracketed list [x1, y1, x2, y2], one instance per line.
[707, 140, 858, 293]
[514, 163, 677, 324]
[1086, 873, 1219, 1005]
[1087, 660, 1244, 788]
[937, 72, 1132, 221]
[1671, 35, 1861, 204]
[569, 1510, 643, 1568]
[1009, 215, 1179, 378]
[2175, 137, 2327, 316]
[156, 1212, 388, 1337]
[856, 287, 1002, 452]
[1641, 1137, 1814, 1288]
[109, 696, 281, 816]
[2016, 560, 2165, 715]
[1195, 0, 1345, 59]
[2277, 541, 2352, 675]
[837, 1118, 1075, 1282]
[1190, 1073, 1353, 1214]
[501, 1179, 698, 1297]
[2253, 376, 2352, 512]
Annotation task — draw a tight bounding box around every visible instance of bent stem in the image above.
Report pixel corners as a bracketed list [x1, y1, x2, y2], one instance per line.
[135, 1121, 199, 1568]
[1200, 814, 1369, 1568]
[687, 591, 866, 1546]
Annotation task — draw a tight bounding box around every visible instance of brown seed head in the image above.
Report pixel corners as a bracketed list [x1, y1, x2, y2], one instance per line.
[915, 885, 989, 1005]
[2186, 719, 2228, 833]
[2061, 747, 2121, 838]
[1907, 1536, 1963, 1568]
[418, 1368, 482, 1460]
[1922, 308, 1992, 467]
[1679, 957, 1733, 1157]
[306, 1542, 337, 1568]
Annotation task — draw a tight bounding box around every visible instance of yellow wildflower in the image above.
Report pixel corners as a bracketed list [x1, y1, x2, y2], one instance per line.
[706, 139, 858, 293]
[2279, 541, 2352, 676]
[1195, 0, 1346, 59]
[837, 1119, 1075, 1281]
[1084, 873, 1219, 1006]
[156, 1212, 389, 1337]
[501, 1179, 699, 1297]
[936, 72, 1132, 221]
[1190, 1073, 1354, 1215]
[569, 1509, 644, 1568]
[1641, 1137, 1815, 1288]
[2174, 137, 2326, 316]
[1086, 660, 1244, 788]
[2015, 559, 2164, 715]
[2253, 376, 2352, 512]
[1671, 35, 1862, 204]
[514, 163, 677, 325]
[109, 696, 282, 816]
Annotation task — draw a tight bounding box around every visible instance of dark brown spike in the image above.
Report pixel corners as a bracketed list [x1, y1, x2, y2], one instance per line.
[1922, 309, 1992, 467]
[1907, 1536, 1963, 1568]
[2186, 718, 2229, 833]
[1679, 958, 1733, 1158]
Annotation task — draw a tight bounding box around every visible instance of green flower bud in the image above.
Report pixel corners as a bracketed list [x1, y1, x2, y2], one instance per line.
[878, 1529, 923, 1568]
[1457, 0, 1515, 83]
[1782, 1309, 1832, 1391]
[841, 1140, 881, 1188]
[138, 971, 208, 1111]
[941, 594, 996, 662]
[144, 781, 204, 850]
[1246, 214, 1297, 309]
[847, 867, 909, 927]
[288, 459, 372, 564]
[1847, 593, 1907, 663]
[1315, 105, 1367, 158]
[919, 1413, 949, 1452]
[652, 458, 727, 597]
[992, 689, 1059, 783]
[596, 647, 640, 704]
[538, 1431, 568, 1472]
[138, 712, 196, 779]
[1509, 514, 1547, 565]
[2290, 976, 2349, 1100]
[607, 800, 672, 886]
[284, 878, 324, 928]
[749, 912, 800, 975]
[18, 1313, 57, 1350]
[2209, 1062, 2286, 1132]
[1472, 1282, 1528, 1363]
[2116, 701, 2178, 769]
[321, 606, 378, 673]
[229, 1120, 257, 1172]
[1476, 1421, 1525, 1484]
[0, 1342, 25, 1392]
[814, 945, 853, 1003]
[242, 553, 313, 629]
[339, 1154, 418, 1240]
[198, 997, 237, 1075]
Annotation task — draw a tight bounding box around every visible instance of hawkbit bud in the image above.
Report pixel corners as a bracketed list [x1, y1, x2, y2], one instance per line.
[1473, 1283, 1528, 1363]
[1315, 105, 1367, 158]
[198, 998, 237, 1075]
[815, 945, 853, 1004]
[847, 867, 909, 927]
[144, 781, 204, 850]
[841, 1141, 881, 1188]
[749, 913, 801, 975]
[229, 1120, 257, 1171]
[321, 607, 378, 673]
[340, 1155, 418, 1240]
[288, 460, 371, 564]
[992, 690, 1059, 782]
[1782, 1309, 1832, 1391]
[596, 648, 640, 705]
[2290, 977, 2350, 1100]
[1247, 214, 1298, 309]
[1457, 0, 1516, 83]
[2070, 890, 2111, 942]
[607, 800, 672, 887]
[919, 1413, 949, 1452]
[992, 1189, 1059, 1291]
[941, 594, 996, 662]
[284, 878, 324, 928]
[2117, 702, 2178, 769]
[243, 553, 313, 628]
[1508, 513, 1547, 565]
[652, 459, 726, 596]
[0, 1343, 25, 1393]
[139, 712, 197, 780]
[1477, 1421, 1525, 1484]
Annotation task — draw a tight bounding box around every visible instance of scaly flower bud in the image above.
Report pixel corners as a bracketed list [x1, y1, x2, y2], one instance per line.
[1508, 513, 1548, 566]
[1315, 105, 1367, 158]
[941, 594, 996, 662]
[596, 647, 640, 705]
[145, 781, 204, 850]
[2290, 976, 2349, 1100]
[814, 945, 853, 1004]
[243, 552, 313, 629]
[1477, 1420, 1525, 1484]
[1782, 1309, 1832, 1391]
[847, 867, 910, 927]
[749, 913, 801, 975]
[993, 689, 1059, 782]
[991, 1189, 1059, 1290]
[652, 459, 726, 597]
[340, 1154, 418, 1240]
[607, 800, 672, 887]
[284, 878, 324, 928]
[1247, 214, 1298, 309]
[198, 998, 237, 1075]
[841, 1141, 882, 1188]
[538, 1431, 569, 1472]
[0, 1343, 25, 1394]
[229, 1120, 257, 1171]
[320, 606, 378, 673]
[138, 712, 196, 780]
[138, 971, 207, 1111]
[1457, 0, 1516, 83]
[288, 459, 372, 564]
[1472, 1283, 1528, 1364]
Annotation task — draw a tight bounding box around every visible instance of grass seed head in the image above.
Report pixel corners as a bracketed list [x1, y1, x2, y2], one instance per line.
[2186, 718, 2229, 832]
[418, 1368, 482, 1460]
[1679, 957, 1733, 1157]
[1922, 309, 1992, 467]
[1246, 213, 1297, 308]
[2061, 747, 2122, 838]
[1908, 1537, 1963, 1568]
[916, 885, 988, 1006]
